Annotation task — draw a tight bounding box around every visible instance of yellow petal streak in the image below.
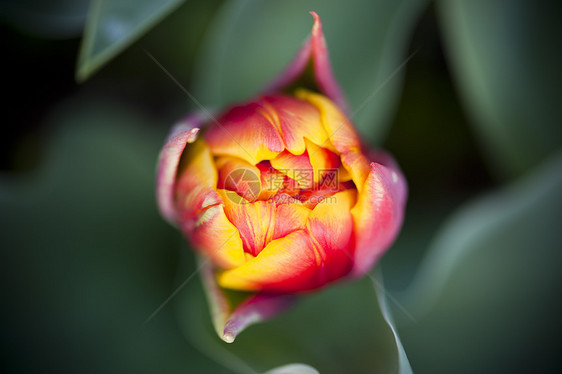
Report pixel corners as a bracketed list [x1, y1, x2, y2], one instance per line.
[191, 204, 246, 269]
[218, 190, 355, 292]
[296, 89, 370, 190]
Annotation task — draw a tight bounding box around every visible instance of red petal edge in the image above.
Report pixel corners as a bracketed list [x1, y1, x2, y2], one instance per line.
[351, 151, 408, 276]
[200, 257, 295, 343]
[264, 12, 348, 114]
[156, 113, 206, 225]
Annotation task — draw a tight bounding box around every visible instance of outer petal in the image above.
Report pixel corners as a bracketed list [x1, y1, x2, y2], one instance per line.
[174, 138, 219, 224]
[306, 189, 356, 282]
[199, 257, 295, 343]
[171, 140, 246, 269]
[156, 114, 246, 269]
[350, 154, 408, 276]
[205, 101, 284, 164]
[155, 113, 204, 225]
[217, 230, 319, 292]
[265, 12, 348, 114]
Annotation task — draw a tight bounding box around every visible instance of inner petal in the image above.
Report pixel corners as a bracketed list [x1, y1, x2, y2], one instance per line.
[305, 139, 342, 184]
[217, 189, 311, 257]
[216, 156, 262, 202]
[261, 95, 333, 155]
[270, 150, 314, 190]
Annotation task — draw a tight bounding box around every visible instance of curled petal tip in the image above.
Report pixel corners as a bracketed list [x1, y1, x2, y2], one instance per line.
[264, 11, 348, 113]
[309, 11, 323, 39]
[186, 128, 200, 143]
[309, 11, 320, 25]
[221, 332, 235, 344]
[200, 257, 296, 341]
[221, 294, 296, 339]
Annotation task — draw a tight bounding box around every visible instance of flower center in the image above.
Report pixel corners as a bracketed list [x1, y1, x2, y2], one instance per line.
[214, 145, 357, 257]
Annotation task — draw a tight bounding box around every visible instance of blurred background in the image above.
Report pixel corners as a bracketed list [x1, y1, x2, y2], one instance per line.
[1, 0, 561, 373]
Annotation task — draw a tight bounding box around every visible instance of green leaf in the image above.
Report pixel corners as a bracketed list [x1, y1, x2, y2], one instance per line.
[0, 0, 90, 38]
[397, 150, 562, 373]
[178, 261, 413, 374]
[76, 0, 186, 81]
[192, 0, 429, 144]
[0, 98, 229, 373]
[437, 0, 562, 178]
[372, 269, 413, 374]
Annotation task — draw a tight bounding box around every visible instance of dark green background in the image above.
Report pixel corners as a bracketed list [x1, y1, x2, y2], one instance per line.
[1, 0, 561, 373]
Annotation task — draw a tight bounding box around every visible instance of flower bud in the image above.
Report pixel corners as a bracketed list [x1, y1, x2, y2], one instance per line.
[156, 12, 407, 340]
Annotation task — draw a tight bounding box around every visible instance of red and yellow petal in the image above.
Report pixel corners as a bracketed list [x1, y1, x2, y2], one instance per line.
[305, 139, 341, 184]
[270, 150, 314, 190]
[262, 95, 330, 155]
[217, 188, 312, 259]
[350, 160, 407, 276]
[306, 189, 356, 281]
[216, 156, 262, 202]
[295, 89, 370, 189]
[272, 204, 311, 239]
[175, 138, 220, 223]
[156, 114, 203, 224]
[205, 102, 284, 164]
[340, 150, 370, 190]
[295, 89, 360, 153]
[171, 139, 247, 269]
[217, 230, 321, 292]
[188, 203, 246, 269]
[218, 190, 356, 293]
[255, 161, 284, 200]
[217, 190, 277, 257]
[270, 150, 313, 173]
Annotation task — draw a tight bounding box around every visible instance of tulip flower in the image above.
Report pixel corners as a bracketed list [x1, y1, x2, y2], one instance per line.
[156, 12, 407, 342]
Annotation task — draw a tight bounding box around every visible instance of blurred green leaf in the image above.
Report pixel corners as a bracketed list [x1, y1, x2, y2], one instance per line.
[0, 0, 90, 38]
[192, 0, 429, 144]
[397, 150, 562, 373]
[437, 0, 562, 178]
[373, 269, 413, 374]
[0, 97, 229, 373]
[178, 264, 412, 374]
[76, 0, 186, 81]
